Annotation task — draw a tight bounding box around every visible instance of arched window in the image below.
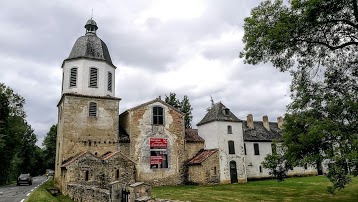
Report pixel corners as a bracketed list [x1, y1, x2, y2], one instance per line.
[89, 67, 98, 88]
[70, 67, 77, 87]
[85, 170, 89, 181]
[108, 72, 112, 92]
[153, 106, 164, 125]
[227, 125, 232, 134]
[228, 141, 235, 154]
[89, 102, 97, 117]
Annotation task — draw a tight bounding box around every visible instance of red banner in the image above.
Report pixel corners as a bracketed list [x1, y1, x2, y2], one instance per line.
[150, 156, 163, 165]
[150, 138, 168, 148]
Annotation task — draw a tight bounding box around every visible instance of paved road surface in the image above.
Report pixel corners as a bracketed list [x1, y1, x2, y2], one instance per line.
[0, 175, 48, 202]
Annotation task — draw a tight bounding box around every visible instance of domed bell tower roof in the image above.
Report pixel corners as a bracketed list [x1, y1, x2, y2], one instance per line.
[66, 18, 113, 66]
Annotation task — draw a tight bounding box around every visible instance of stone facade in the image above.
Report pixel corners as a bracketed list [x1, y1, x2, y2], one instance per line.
[55, 94, 120, 189]
[187, 150, 220, 184]
[119, 99, 186, 186]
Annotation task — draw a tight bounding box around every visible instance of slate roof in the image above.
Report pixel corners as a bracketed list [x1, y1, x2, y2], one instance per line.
[187, 149, 218, 165]
[185, 128, 204, 143]
[64, 19, 114, 66]
[197, 102, 242, 126]
[242, 121, 283, 142]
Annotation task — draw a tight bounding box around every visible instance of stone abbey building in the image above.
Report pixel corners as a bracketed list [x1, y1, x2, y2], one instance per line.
[55, 19, 319, 200]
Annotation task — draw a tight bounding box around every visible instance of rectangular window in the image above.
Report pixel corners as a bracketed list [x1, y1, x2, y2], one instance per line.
[107, 72, 112, 92]
[254, 143, 260, 155]
[89, 67, 98, 88]
[271, 143, 277, 154]
[228, 141, 235, 154]
[244, 143, 247, 155]
[70, 68, 77, 87]
[227, 125, 232, 134]
[89, 102, 97, 117]
[153, 107, 164, 125]
[150, 138, 168, 169]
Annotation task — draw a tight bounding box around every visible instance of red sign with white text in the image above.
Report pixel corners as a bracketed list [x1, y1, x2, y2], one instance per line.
[150, 138, 168, 149]
[150, 156, 163, 165]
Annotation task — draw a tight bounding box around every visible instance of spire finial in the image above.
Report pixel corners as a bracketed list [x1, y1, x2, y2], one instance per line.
[91, 9, 93, 19]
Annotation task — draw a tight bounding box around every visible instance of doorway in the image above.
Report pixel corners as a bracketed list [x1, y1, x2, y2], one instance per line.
[230, 161, 238, 183]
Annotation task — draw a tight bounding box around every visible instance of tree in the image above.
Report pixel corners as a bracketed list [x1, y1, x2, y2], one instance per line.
[240, 0, 358, 193]
[43, 124, 57, 170]
[165, 93, 181, 109]
[181, 96, 193, 129]
[0, 83, 42, 184]
[165, 93, 193, 128]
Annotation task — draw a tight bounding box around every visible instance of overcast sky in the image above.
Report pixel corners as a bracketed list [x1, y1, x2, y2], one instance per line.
[0, 0, 292, 146]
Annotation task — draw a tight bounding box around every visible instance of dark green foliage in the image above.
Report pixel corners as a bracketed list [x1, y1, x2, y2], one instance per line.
[0, 83, 44, 184]
[262, 144, 291, 181]
[241, 0, 358, 193]
[165, 93, 193, 128]
[42, 124, 57, 170]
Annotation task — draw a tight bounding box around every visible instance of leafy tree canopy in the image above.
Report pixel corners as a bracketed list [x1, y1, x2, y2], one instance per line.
[241, 0, 358, 193]
[43, 124, 57, 169]
[165, 93, 193, 128]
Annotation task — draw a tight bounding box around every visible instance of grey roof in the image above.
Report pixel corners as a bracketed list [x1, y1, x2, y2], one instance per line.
[243, 121, 283, 142]
[66, 19, 113, 65]
[197, 102, 242, 126]
[185, 128, 205, 143]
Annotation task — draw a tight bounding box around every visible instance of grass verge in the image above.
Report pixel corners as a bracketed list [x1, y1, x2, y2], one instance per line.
[26, 178, 73, 202]
[152, 176, 358, 202]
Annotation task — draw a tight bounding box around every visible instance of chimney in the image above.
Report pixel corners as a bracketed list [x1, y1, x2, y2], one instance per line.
[277, 116, 283, 129]
[263, 115, 270, 131]
[247, 114, 254, 129]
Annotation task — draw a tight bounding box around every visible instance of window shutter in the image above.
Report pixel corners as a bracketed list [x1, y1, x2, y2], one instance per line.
[70, 68, 77, 87]
[89, 102, 97, 117]
[89, 68, 98, 88]
[108, 72, 112, 92]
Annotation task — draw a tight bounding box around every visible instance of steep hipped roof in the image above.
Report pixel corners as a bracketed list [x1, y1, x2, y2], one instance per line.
[185, 128, 204, 143]
[197, 102, 242, 126]
[64, 19, 114, 66]
[187, 149, 218, 165]
[243, 121, 282, 142]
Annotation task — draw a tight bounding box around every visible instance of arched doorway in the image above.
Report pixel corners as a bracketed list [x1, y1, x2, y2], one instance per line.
[230, 161, 238, 183]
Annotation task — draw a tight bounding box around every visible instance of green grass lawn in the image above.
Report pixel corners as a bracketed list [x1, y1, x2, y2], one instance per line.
[26, 178, 73, 202]
[152, 176, 358, 202]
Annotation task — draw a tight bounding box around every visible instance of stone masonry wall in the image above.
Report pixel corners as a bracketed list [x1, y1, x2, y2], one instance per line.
[185, 142, 205, 161]
[188, 152, 220, 184]
[126, 101, 185, 186]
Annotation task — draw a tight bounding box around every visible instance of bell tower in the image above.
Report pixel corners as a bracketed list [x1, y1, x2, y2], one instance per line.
[55, 18, 121, 188]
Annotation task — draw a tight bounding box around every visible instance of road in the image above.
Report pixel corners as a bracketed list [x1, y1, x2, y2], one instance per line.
[0, 175, 48, 202]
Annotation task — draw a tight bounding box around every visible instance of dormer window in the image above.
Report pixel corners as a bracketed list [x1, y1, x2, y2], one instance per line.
[70, 67, 77, 87]
[89, 67, 98, 88]
[153, 106, 164, 125]
[223, 108, 230, 116]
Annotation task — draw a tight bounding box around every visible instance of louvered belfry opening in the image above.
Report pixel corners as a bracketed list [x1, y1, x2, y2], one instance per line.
[89, 102, 97, 117]
[108, 72, 112, 92]
[70, 67, 77, 87]
[89, 67, 98, 88]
